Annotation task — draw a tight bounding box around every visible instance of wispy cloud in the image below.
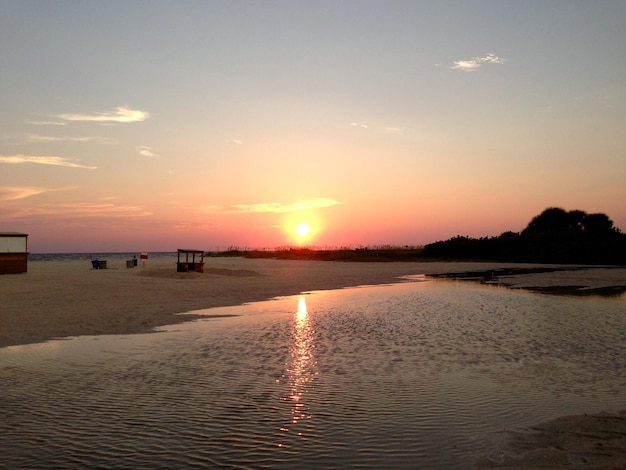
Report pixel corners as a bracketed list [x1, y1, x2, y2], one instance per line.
[7, 202, 153, 221]
[24, 134, 116, 144]
[232, 198, 341, 213]
[57, 106, 150, 123]
[206, 198, 341, 214]
[26, 134, 91, 143]
[137, 146, 158, 158]
[451, 53, 505, 71]
[351, 122, 406, 136]
[0, 186, 47, 202]
[53, 202, 153, 218]
[26, 120, 66, 126]
[0, 154, 97, 169]
[350, 122, 369, 129]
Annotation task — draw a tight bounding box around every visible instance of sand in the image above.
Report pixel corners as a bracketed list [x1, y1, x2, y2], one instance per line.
[1, 256, 567, 349]
[476, 410, 626, 469]
[1, 256, 624, 348]
[1, 256, 625, 468]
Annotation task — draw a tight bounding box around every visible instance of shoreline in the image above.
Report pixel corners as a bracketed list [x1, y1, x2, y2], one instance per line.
[430, 265, 626, 297]
[476, 410, 626, 469]
[2, 257, 625, 468]
[0, 257, 496, 349]
[1, 257, 624, 349]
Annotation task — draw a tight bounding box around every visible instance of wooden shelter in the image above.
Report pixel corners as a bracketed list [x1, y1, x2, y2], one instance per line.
[176, 249, 205, 273]
[0, 232, 28, 274]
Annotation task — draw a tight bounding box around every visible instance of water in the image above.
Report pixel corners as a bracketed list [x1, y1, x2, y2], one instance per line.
[1, 280, 624, 469]
[28, 252, 178, 262]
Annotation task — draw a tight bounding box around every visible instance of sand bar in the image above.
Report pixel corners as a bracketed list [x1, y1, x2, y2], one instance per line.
[0, 257, 520, 348]
[1, 256, 625, 349]
[476, 410, 626, 469]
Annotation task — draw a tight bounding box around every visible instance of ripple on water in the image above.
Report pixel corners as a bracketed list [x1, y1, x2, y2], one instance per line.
[1, 280, 624, 468]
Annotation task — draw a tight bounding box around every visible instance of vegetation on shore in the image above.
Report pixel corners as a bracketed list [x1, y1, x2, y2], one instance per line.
[210, 208, 626, 265]
[210, 246, 425, 262]
[423, 207, 625, 264]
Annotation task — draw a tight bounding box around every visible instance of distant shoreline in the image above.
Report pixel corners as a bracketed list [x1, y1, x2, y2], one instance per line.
[429, 265, 626, 297]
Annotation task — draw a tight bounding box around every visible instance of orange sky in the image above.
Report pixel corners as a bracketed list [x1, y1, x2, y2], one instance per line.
[2, 2, 625, 253]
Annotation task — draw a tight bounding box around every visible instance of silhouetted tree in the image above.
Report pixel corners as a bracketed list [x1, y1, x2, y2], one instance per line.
[568, 210, 587, 231]
[582, 213, 614, 234]
[522, 207, 573, 235]
[423, 207, 626, 264]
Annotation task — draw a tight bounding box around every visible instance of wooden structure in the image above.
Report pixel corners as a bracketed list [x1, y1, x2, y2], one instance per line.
[176, 249, 205, 273]
[91, 259, 108, 269]
[0, 232, 28, 274]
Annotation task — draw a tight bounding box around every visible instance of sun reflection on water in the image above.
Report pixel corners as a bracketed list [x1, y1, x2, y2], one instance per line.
[280, 295, 317, 440]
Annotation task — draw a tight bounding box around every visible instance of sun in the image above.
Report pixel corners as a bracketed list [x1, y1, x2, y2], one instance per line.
[285, 215, 321, 245]
[294, 222, 311, 238]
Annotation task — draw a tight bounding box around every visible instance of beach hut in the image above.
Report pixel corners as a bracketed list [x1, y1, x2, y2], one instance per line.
[0, 232, 29, 274]
[176, 249, 205, 273]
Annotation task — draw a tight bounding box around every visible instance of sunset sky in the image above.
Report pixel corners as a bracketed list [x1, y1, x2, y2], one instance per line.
[2, 1, 625, 253]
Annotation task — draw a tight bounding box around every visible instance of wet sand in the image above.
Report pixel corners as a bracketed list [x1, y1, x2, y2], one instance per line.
[477, 410, 626, 469]
[2, 257, 624, 349]
[1, 256, 625, 468]
[1, 256, 573, 349]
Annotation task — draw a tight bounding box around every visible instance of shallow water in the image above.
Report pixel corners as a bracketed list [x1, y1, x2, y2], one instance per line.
[1, 280, 624, 469]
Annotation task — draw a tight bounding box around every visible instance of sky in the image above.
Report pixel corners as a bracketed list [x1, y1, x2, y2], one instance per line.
[1, 1, 625, 253]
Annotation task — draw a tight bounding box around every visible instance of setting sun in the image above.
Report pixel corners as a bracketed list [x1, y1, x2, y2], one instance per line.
[284, 214, 323, 245]
[294, 222, 311, 238]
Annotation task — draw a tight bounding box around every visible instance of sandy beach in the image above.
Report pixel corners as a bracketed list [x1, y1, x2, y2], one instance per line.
[0, 257, 543, 348]
[1, 256, 625, 468]
[2, 256, 625, 349]
[2, 255, 450, 348]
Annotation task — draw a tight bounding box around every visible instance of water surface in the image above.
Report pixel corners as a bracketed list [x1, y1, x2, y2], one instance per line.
[1, 280, 624, 468]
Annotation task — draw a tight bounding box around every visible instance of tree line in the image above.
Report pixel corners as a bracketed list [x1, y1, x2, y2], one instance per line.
[422, 207, 626, 264]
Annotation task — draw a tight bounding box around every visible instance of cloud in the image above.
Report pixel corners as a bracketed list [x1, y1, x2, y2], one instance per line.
[230, 198, 341, 214]
[451, 53, 505, 71]
[24, 134, 116, 144]
[204, 198, 341, 214]
[8, 202, 153, 221]
[53, 202, 153, 218]
[0, 186, 47, 202]
[0, 154, 97, 169]
[26, 134, 92, 143]
[451, 60, 482, 71]
[351, 122, 406, 137]
[57, 106, 150, 123]
[232, 139, 243, 145]
[26, 120, 66, 126]
[137, 146, 158, 158]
